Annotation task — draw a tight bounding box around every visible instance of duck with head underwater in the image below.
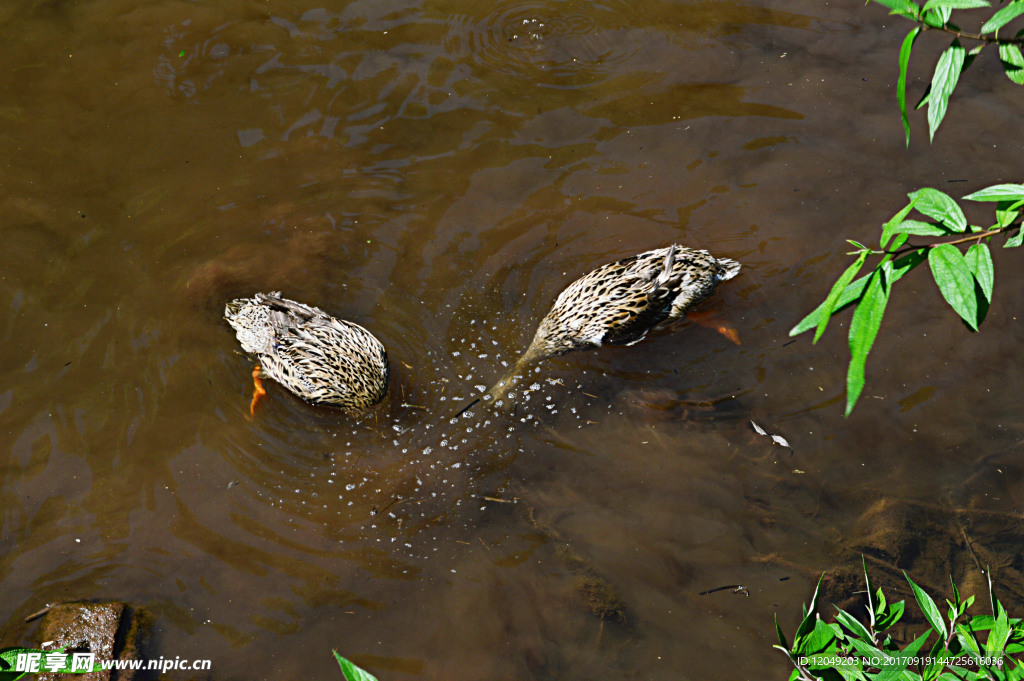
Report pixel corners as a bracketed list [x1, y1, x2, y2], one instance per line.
[458, 245, 740, 416]
[225, 291, 389, 415]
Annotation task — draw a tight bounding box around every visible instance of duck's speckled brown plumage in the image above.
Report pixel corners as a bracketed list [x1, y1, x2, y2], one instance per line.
[225, 292, 388, 412]
[481, 245, 740, 405]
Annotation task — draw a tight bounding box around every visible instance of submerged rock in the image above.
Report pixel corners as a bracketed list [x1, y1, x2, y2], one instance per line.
[37, 601, 145, 681]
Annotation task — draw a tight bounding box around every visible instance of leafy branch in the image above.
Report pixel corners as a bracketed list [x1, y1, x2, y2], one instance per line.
[789, 183, 1024, 415]
[775, 559, 1024, 680]
[870, 0, 1024, 143]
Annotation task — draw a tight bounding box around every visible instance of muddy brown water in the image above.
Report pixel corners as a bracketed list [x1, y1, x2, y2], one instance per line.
[3, 0, 1024, 678]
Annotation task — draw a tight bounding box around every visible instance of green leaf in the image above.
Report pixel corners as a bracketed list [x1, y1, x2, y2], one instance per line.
[1006, 228, 1024, 249]
[803, 618, 838, 654]
[0, 647, 29, 681]
[896, 219, 954, 236]
[995, 199, 1024, 230]
[898, 27, 921, 146]
[834, 665, 871, 681]
[921, 6, 951, 26]
[956, 622, 985, 664]
[794, 574, 826, 651]
[923, 0, 989, 9]
[929, 244, 979, 330]
[814, 251, 869, 344]
[877, 599, 907, 630]
[846, 265, 891, 415]
[333, 652, 378, 681]
[790, 249, 927, 337]
[910, 187, 967, 231]
[987, 605, 1011, 658]
[972, 614, 997, 630]
[923, 637, 950, 681]
[982, 1, 1024, 33]
[876, 630, 932, 681]
[965, 242, 994, 303]
[999, 43, 1024, 84]
[927, 40, 966, 142]
[775, 613, 790, 650]
[881, 198, 920, 247]
[870, 0, 922, 14]
[862, 557, 878, 631]
[963, 183, 1024, 202]
[836, 607, 874, 642]
[906, 572, 949, 639]
[987, 570, 1000, 626]
[0, 647, 100, 679]
[847, 636, 890, 664]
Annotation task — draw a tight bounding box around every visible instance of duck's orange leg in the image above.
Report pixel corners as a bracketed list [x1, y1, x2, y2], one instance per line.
[250, 366, 267, 415]
[688, 309, 741, 345]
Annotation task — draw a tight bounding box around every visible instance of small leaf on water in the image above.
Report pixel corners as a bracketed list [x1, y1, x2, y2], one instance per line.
[928, 244, 978, 330]
[927, 41, 966, 142]
[751, 421, 793, 450]
[909, 187, 966, 231]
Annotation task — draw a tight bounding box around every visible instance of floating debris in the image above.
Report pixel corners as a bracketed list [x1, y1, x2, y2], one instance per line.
[751, 420, 793, 450]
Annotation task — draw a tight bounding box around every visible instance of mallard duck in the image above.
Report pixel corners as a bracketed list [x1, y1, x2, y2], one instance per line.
[224, 291, 389, 414]
[460, 245, 740, 414]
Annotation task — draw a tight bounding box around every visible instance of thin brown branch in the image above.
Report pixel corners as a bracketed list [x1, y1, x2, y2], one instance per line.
[922, 22, 1024, 45]
[885, 224, 1018, 257]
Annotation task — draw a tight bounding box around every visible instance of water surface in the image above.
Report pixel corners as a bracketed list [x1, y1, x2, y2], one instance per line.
[2, 0, 1024, 678]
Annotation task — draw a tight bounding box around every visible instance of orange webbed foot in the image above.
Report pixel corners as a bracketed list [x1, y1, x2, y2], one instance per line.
[249, 366, 267, 416]
[688, 309, 742, 345]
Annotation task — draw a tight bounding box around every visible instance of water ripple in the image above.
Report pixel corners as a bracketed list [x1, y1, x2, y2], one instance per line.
[445, 0, 647, 88]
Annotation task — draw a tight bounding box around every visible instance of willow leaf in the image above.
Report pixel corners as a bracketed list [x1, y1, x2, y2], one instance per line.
[814, 252, 869, 344]
[909, 187, 966, 231]
[898, 28, 921, 146]
[965, 242, 994, 303]
[922, 0, 989, 10]
[927, 41, 966, 142]
[791, 250, 926, 336]
[929, 244, 978, 330]
[847, 265, 891, 415]
[964, 184, 1024, 202]
[999, 43, 1024, 84]
[982, 1, 1024, 33]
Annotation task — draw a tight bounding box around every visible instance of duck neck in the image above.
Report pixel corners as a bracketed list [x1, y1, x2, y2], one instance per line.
[484, 344, 546, 404]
